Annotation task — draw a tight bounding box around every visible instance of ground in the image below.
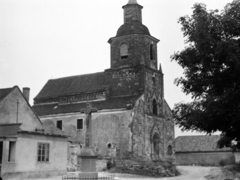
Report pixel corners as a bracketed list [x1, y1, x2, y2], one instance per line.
[26, 165, 240, 180]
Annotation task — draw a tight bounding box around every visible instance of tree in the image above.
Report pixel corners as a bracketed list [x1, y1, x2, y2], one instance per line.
[172, 0, 240, 149]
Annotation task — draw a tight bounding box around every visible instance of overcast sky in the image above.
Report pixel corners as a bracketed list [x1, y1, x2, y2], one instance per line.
[0, 0, 232, 137]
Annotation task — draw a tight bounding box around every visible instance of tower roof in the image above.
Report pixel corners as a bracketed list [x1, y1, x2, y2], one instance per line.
[116, 21, 150, 37]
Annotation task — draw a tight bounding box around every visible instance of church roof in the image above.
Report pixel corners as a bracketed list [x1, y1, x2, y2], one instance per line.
[175, 135, 231, 152]
[34, 72, 107, 100]
[33, 95, 140, 116]
[0, 87, 13, 101]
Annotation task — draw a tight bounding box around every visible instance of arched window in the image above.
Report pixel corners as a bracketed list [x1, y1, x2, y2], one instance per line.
[150, 44, 154, 60]
[120, 43, 128, 59]
[153, 133, 160, 155]
[167, 145, 173, 156]
[107, 143, 112, 149]
[153, 99, 157, 115]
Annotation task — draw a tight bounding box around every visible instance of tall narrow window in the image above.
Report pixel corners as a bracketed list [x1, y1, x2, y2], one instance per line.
[153, 133, 160, 155]
[152, 77, 156, 87]
[150, 44, 154, 60]
[56, 120, 62, 130]
[120, 43, 128, 59]
[77, 119, 83, 130]
[153, 99, 157, 115]
[8, 141, 16, 162]
[167, 145, 173, 156]
[37, 143, 50, 162]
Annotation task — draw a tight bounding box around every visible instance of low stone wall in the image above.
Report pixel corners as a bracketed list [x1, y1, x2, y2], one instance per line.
[175, 151, 235, 166]
[112, 159, 178, 177]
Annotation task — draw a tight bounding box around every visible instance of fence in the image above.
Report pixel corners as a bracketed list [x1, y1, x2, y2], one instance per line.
[62, 175, 115, 180]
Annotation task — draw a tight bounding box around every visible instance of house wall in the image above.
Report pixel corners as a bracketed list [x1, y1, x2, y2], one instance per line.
[39, 110, 132, 158]
[175, 152, 235, 166]
[0, 88, 42, 131]
[1, 133, 67, 179]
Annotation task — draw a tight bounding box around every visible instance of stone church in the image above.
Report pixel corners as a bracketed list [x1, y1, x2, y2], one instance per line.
[32, 0, 175, 163]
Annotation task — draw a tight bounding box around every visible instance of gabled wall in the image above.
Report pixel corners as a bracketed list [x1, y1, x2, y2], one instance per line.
[0, 87, 42, 131]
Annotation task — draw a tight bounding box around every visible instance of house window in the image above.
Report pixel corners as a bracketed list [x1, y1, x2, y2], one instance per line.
[153, 99, 157, 115]
[120, 43, 128, 59]
[77, 119, 83, 130]
[150, 44, 154, 60]
[37, 143, 49, 162]
[8, 141, 16, 162]
[56, 120, 62, 130]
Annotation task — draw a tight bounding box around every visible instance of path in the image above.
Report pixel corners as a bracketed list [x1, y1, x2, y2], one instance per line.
[33, 166, 219, 180]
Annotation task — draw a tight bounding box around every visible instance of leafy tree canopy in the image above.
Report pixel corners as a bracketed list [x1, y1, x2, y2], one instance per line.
[172, 0, 240, 149]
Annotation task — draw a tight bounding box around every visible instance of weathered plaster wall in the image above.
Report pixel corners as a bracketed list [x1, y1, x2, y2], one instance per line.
[40, 110, 133, 159]
[1, 134, 67, 179]
[40, 113, 86, 143]
[175, 152, 235, 166]
[0, 88, 42, 131]
[91, 110, 132, 158]
[110, 35, 158, 70]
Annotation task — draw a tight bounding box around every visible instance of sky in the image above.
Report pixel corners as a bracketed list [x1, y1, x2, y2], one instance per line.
[0, 0, 232, 137]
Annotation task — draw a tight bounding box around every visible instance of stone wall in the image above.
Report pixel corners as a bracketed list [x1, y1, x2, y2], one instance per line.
[106, 67, 144, 97]
[175, 152, 235, 166]
[110, 35, 158, 70]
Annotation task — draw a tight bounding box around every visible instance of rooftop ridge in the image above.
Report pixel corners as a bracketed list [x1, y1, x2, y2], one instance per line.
[49, 71, 105, 81]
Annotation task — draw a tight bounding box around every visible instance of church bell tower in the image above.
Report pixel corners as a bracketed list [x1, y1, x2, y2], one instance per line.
[107, 0, 164, 115]
[108, 0, 160, 70]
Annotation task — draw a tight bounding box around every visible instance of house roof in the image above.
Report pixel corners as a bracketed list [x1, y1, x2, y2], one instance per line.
[33, 95, 140, 116]
[0, 87, 13, 101]
[175, 135, 231, 152]
[34, 72, 107, 100]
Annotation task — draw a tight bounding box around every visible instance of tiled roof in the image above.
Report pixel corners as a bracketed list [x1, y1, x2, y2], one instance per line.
[0, 87, 13, 101]
[34, 72, 107, 100]
[32, 95, 140, 116]
[175, 135, 231, 152]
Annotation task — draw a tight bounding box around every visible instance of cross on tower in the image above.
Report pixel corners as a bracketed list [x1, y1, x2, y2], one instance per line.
[80, 103, 98, 147]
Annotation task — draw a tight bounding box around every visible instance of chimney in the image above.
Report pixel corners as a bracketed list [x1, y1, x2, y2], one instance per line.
[22, 87, 30, 102]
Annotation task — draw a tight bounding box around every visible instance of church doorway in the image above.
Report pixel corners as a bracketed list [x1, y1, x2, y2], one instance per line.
[151, 133, 160, 161]
[0, 141, 3, 175]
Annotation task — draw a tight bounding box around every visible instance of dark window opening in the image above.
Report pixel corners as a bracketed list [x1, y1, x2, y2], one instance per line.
[150, 44, 154, 60]
[120, 43, 128, 60]
[167, 145, 173, 156]
[107, 143, 112, 149]
[153, 133, 160, 155]
[37, 143, 49, 162]
[8, 141, 16, 162]
[56, 120, 62, 130]
[153, 99, 157, 115]
[152, 77, 156, 87]
[77, 119, 83, 130]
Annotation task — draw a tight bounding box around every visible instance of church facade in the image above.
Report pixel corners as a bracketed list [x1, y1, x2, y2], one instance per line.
[33, 0, 175, 163]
